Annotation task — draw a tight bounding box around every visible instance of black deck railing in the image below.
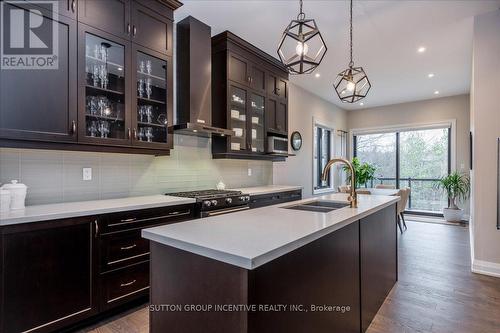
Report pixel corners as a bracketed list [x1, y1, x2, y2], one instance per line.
[365, 177, 444, 212]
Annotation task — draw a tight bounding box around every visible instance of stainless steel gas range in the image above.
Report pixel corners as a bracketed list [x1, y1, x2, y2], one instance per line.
[166, 190, 251, 217]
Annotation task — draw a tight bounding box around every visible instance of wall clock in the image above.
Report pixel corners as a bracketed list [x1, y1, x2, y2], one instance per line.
[291, 131, 302, 151]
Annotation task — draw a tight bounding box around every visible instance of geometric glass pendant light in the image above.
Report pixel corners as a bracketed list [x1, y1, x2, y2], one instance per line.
[333, 0, 371, 103]
[277, 0, 327, 75]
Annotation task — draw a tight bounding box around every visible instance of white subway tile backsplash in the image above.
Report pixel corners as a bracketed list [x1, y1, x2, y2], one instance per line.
[0, 137, 272, 205]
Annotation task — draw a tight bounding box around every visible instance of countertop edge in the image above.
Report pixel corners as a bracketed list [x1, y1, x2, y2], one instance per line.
[142, 229, 254, 269]
[143, 196, 399, 270]
[229, 185, 303, 196]
[0, 197, 197, 226]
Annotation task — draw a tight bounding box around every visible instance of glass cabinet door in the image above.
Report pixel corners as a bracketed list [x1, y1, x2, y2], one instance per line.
[249, 93, 265, 153]
[84, 33, 126, 141]
[134, 51, 168, 144]
[230, 86, 247, 151]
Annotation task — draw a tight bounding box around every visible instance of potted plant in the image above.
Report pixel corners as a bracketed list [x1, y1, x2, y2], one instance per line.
[436, 171, 470, 222]
[343, 157, 377, 188]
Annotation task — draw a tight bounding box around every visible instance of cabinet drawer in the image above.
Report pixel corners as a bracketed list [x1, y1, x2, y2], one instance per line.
[99, 204, 196, 234]
[101, 261, 149, 309]
[101, 229, 150, 271]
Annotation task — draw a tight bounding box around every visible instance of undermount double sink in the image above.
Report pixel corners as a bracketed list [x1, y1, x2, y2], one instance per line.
[284, 200, 350, 213]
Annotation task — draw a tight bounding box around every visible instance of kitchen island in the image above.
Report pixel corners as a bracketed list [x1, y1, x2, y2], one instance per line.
[142, 193, 399, 333]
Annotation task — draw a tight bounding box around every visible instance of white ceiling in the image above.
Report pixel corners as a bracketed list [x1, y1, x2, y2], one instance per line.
[175, 1, 500, 110]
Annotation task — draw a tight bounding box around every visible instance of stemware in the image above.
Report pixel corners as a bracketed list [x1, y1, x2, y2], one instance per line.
[145, 127, 154, 142]
[138, 79, 144, 98]
[99, 64, 108, 89]
[145, 78, 152, 99]
[139, 60, 145, 73]
[92, 64, 100, 87]
[146, 60, 152, 74]
[93, 45, 100, 60]
[146, 105, 153, 123]
[99, 121, 110, 138]
[137, 127, 145, 141]
[88, 121, 99, 137]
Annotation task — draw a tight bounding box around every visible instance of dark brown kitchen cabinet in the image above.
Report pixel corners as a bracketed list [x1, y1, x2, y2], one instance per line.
[131, 0, 174, 55]
[131, 44, 173, 149]
[266, 98, 287, 135]
[78, 24, 132, 146]
[0, 0, 181, 155]
[0, 217, 98, 333]
[78, 0, 131, 39]
[31, 0, 78, 20]
[212, 31, 289, 161]
[267, 72, 288, 100]
[0, 202, 196, 333]
[0, 3, 77, 143]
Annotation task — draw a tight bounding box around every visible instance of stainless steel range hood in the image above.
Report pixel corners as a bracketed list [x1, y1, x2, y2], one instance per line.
[172, 16, 234, 137]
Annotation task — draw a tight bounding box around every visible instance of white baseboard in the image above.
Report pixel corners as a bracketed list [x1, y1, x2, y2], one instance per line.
[471, 259, 500, 278]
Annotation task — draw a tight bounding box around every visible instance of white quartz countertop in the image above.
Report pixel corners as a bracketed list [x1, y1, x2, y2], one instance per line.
[0, 195, 196, 226]
[142, 193, 399, 270]
[228, 185, 303, 196]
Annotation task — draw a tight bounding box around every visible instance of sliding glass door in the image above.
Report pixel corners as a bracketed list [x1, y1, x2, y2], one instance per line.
[354, 127, 450, 214]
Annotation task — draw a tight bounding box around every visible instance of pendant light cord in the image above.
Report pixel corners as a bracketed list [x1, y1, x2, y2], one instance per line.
[297, 0, 305, 20]
[349, 0, 354, 67]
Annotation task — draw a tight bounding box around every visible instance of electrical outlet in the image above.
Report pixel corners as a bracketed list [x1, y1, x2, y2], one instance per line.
[83, 167, 92, 181]
[248, 168, 252, 176]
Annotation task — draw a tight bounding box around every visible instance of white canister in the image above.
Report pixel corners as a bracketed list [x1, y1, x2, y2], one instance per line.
[0, 188, 11, 212]
[1, 180, 27, 210]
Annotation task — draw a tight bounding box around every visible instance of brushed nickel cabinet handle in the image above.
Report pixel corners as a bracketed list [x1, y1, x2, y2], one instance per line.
[71, 120, 76, 134]
[71, 0, 76, 12]
[120, 218, 137, 223]
[120, 279, 136, 287]
[94, 220, 99, 238]
[133, 128, 137, 140]
[127, 128, 131, 139]
[133, 26, 137, 36]
[127, 23, 131, 34]
[120, 244, 137, 250]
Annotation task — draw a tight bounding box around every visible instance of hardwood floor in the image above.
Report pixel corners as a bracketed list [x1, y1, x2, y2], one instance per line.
[82, 221, 500, 333]
[367, 221, 500, 333]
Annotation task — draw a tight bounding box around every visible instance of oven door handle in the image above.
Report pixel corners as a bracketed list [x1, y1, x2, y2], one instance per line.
[203, 206, 250, 217]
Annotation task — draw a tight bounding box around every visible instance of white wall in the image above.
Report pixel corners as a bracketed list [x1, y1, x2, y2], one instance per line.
[273, 83, 348, 198]
[470, 9, 500, 277]
[347, 94, 471, 215]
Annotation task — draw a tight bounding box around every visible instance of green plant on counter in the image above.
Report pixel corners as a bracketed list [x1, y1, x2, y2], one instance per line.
[343, 157, 377, 188]
[435, 171, 470, 209]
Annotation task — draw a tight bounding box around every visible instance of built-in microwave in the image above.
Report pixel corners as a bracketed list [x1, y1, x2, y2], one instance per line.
[267, 136, 288, 154]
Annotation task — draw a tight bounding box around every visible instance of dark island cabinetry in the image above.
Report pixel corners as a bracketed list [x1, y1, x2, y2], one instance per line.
[211, 31, 290, 161]
[249, 189, 302, 209]
[0, 0, 181, 155]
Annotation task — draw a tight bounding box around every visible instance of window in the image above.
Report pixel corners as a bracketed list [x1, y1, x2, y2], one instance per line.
[313, 122, 335, 194]
[353, 124, 452, 214]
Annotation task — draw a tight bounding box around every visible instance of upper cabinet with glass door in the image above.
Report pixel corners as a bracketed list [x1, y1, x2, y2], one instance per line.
[132, 47, 171, 148]
[80, 31, 129, 144]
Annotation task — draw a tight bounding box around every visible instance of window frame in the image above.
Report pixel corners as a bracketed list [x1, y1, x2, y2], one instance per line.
[313, 119, 336, 195]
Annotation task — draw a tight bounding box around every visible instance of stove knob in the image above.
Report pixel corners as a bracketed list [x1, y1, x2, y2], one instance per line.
[203, 200, 211, 207]
[245, 196, 250, 202]
[226, 197, 233, 204]
[211, 200, 218, 206]
[239, 196, 245, 201]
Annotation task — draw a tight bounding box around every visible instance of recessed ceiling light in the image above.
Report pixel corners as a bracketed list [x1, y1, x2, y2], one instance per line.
[434, 90, 440, 95]
[417, 46, 426, 53]
[428, 73, 434, 78]
[359, 102, 364, 106]
[315, 73, 320, 78]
